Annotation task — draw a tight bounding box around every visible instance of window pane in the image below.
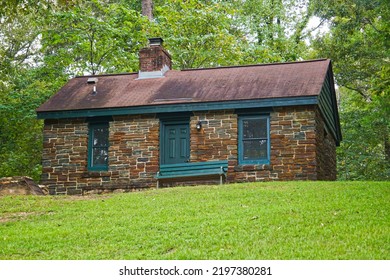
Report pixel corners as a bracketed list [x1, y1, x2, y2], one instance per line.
[93, 127, 109, 147]
[243, 118, 267, 139]
[243, 140, 268, 160]
[93, 147, 108, 166]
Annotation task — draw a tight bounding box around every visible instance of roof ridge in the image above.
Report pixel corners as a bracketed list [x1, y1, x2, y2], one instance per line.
[180, 58, 329, 72]
[73, 59, 330, 77]
[75, 72, 138, 78]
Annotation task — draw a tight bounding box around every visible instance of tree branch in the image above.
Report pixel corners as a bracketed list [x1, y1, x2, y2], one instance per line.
[343, 85, 372, 102]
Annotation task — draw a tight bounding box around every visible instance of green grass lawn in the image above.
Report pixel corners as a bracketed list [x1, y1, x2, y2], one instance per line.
[0, 181, 389, 260]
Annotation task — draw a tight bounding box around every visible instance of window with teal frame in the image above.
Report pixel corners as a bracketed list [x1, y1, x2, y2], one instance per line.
[238, 115, 270, 165]
[88, 122, 109, 171]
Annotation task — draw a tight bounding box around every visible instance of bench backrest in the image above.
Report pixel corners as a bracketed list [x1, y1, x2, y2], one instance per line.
[159, 160, 228, 174]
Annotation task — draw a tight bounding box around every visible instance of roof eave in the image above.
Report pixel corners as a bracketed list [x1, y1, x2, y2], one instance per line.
[36, 96, 318, 120]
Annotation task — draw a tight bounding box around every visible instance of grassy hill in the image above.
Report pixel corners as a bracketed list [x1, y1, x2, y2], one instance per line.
[0, 181, 389, 260]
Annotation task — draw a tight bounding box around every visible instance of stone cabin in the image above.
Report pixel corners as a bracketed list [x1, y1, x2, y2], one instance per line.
[36, 38, 342, 195]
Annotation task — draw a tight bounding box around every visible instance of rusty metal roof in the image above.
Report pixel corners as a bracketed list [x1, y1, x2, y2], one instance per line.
[37, 59, 331, 113]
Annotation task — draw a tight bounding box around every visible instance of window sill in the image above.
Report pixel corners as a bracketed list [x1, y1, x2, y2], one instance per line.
[234, 164, 272, 172]
[87, 166, 108, 172]
[83, 171, 110, 178]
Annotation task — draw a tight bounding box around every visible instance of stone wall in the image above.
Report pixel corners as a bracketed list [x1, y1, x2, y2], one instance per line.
[270, 106, 318, 181]
[41, 105, 337, 194]
[41, 118, 88, 195]
[315, 110, 337, 180]
[226, 106, 336, 182]
[108, 115, 159, 190]
[41, 115, 159, 195]
[190, 110, 237, 162]
[227, 106, 319, 182]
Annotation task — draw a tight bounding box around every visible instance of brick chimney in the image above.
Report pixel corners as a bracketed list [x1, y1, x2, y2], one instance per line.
[138, 38, 171, 79]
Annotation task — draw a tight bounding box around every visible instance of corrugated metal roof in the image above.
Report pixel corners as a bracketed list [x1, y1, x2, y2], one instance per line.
[36, 59, 331, 112]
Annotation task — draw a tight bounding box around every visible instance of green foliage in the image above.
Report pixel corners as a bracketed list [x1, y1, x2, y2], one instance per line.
[310, 0, 390, 180]
[0, 67, 66, 181]
[236, 0, 312, 62]
[0, 0, 388, 181]
[0, 8, 55, 181]
[0, 1, 147, 179]
[152, 0, 314, 68]
[1, 182, 389, 259]
[0, 0, 42, 17]
[153, 0, 244, 69]
[42, 0, 149, 75]
[310, 0, 389, 99]
[337, 89, 390, 180]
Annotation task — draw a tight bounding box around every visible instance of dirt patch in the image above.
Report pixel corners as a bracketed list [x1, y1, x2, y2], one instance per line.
[60, 194, 114, 201]
[0, 211, 54, 223]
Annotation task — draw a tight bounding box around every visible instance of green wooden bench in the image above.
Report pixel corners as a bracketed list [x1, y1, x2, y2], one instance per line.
[155, 160, 228, 188]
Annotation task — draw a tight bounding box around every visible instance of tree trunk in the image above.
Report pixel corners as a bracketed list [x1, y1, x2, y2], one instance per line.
[385, 136, 390, 163]
[142, 0, 153, 21]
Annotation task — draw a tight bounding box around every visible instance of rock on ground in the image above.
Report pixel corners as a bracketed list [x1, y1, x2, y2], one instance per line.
[0, 176, 46, 195]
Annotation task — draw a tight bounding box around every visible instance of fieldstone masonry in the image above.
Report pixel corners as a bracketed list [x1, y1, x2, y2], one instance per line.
[41, 105, 337, 194]
[190, 110, 237, 162]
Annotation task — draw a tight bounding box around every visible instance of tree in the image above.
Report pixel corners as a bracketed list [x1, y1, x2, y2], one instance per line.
[142, 0, 153, 21]
[310, 0, 390, 180]
[0, 5, 66, 180]
[151, 0, 245, 69]
[234, 0, 313, 63]
[42, 0, 149, 75]
[337, 89, 389, 180]
[310, 0, 389, 100]
[1, 0, 387, 181]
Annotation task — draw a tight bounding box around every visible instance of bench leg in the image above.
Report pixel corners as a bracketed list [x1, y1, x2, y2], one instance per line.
[220, 174, 223, 185]
[157, 179, 159, 189]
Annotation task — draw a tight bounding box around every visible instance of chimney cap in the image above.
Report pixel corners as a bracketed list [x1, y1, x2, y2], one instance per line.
[148, 37, 164, 46]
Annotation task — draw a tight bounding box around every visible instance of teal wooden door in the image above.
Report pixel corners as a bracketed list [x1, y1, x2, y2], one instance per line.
[162, 123, 190, 164]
